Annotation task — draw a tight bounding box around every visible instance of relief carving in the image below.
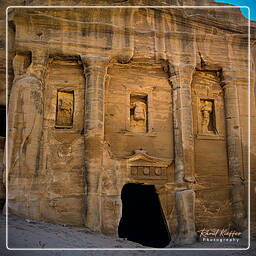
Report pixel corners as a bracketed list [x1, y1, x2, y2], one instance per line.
[102, 198, 120, 234]
[8, 52, 48, 178]
[155, 167, 162, 176]
[55, 91, 74, 128]
[130, 166, 167, 178]
[12, 54, 31, 78]
[126, 150, 172, 181]
[143, 166, 150, 175]
[131, 101, 146, 121]
[192, 71, 225, 138]
[57, 144, 72, 160]
[101, 169, 118, 195]
[130, 95, 147, 133]
[200, 99, 215, 134]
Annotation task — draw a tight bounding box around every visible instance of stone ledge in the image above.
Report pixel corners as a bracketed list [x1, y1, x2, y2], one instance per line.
[196, 134, 225, 140]
[122, 131, 157, 137]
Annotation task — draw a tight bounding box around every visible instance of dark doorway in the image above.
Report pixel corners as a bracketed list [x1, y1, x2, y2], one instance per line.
[118, 183, 171, 248]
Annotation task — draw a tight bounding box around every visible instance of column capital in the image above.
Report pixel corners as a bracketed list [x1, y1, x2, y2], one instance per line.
[80, 55, 110, 75]
[176, 64, 195, 75]
[167, 63, 195, 90]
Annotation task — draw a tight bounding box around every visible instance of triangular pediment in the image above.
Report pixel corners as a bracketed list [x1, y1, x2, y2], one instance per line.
[125, 150, 172, 167]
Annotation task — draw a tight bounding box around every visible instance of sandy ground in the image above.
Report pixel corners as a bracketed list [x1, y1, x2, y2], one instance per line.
[0, 213, 255, 256]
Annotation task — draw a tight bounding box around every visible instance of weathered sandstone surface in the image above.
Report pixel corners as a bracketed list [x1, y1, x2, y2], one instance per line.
[0, 0, 255, 246]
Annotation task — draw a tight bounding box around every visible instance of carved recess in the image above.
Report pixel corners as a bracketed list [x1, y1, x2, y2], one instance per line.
[192, 70, 225, 140]
[55, 90, 74, 128]
[124, 87, 154, 134]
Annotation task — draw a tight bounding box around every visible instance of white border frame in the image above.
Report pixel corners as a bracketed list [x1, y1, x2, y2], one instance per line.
[5, 5, 251, 251]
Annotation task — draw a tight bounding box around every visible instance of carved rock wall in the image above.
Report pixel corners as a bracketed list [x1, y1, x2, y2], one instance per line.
[191, 70, 231, 229]
[0, 0, 255, 245]
[39, 59, 85, 225]
[105, 61, 173, 158]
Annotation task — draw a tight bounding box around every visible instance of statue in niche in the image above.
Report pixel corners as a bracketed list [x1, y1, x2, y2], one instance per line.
[132, 101, 146, 121]
[130, 96, 147, 133]
[200, 100, 214, 134]
[55, 91, 74, 127]
[7, 51, 48, 180]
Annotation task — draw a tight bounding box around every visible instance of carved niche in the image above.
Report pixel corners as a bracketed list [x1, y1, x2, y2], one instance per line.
[55, 90, 74, 128]
[192, 71, 225, 138]
[126, 150, 173, 182]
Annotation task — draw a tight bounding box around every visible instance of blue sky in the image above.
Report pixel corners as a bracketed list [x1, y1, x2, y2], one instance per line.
[214, 0, 256, 21]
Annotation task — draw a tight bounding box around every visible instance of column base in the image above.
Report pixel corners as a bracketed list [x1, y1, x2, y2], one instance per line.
[175, 189, 197, 245]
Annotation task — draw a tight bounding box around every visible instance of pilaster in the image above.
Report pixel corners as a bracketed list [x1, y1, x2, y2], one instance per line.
[80, 55, 110, 231]
[222, 69, 247, 230]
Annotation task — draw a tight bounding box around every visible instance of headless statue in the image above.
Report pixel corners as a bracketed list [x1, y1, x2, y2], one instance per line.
[130, 100, 147, 133]
[200, 100, 213, 134]
[6, 51, 48, 205]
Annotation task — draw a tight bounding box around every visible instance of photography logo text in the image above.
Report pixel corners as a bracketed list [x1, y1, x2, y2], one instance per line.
[197, 228, 242, 243]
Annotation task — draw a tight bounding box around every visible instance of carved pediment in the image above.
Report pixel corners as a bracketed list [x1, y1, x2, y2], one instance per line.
[124, 150, 173, 180]
[126, 150, 172, 167]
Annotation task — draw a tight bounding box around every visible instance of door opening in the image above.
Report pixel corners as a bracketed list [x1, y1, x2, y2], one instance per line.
[118, 183, 171, 248]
